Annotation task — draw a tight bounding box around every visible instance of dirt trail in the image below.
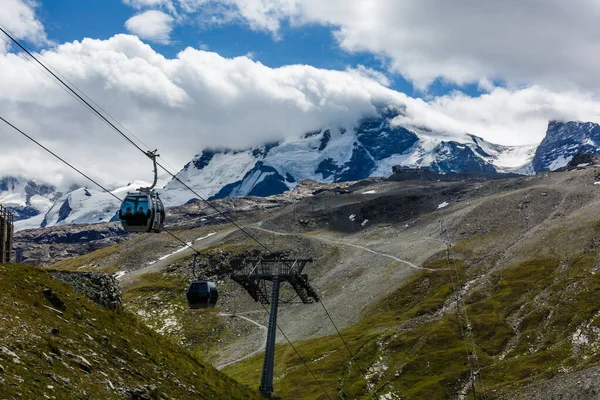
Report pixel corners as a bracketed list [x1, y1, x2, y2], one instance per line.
[216, 313, 267, 370]
[120, 228, 235, 285]
[251, 224, 435, 272]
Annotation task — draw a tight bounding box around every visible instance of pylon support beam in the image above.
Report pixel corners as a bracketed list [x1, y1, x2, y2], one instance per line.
[231, 258, 319, 396]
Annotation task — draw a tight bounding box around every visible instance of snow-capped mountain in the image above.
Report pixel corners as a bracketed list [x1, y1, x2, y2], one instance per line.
[0, 177, 65, 221]
[532, 120, 600, 172]
[11, 111, 600, 232]
[12, 181, 150, 232]
[163, 107, 536, 205]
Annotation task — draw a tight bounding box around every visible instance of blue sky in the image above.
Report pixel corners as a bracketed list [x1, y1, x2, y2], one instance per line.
[36, 0, 485, 99]
[3, 0, 600, 186]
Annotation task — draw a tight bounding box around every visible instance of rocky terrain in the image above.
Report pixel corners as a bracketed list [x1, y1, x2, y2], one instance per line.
[13, 222, 129, 266]
[12, 179, 345, 266]
[9, 117, 600, 233]
[10, 164, 600, 398]
[48, 270, 124, 311]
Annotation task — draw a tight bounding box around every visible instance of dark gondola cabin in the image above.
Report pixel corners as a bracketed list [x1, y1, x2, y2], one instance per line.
[119, 191, 165, 233]
[187, 280, 218, 309]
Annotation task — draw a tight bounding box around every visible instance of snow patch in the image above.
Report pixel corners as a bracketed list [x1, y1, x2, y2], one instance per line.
[196, 232, 216, 241]
[362, 190, 377, 194]
[438, 201, 449, 209]
[157, 242, 192, 261]
[113, 271, 127, 280]
[547, 155, 572, 171]
[349, 214, 356, 221]
[147, 232, 216, 265]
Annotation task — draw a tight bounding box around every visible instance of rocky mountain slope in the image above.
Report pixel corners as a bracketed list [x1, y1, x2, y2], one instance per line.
[0, 263, 262, 399]
[8, 116, 600, 234]
[163, 107, 536, 205]
[12, 179, 340, 266]
[13, 222, 129, 266]
[0, 176, 65, 221]
[38, 164, 600, 399]
[10, 181, 150, 232]
[533, 120, 600, 172]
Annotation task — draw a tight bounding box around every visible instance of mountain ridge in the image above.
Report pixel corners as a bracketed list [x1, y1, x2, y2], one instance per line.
[7, 115, 600, 231]
[162, 108, 536, 205]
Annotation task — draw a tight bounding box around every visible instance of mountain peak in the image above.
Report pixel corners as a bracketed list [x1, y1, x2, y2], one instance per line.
[162, 107, 535, 206]
[533, 120, 600, 172]
[20, 113, 600, 230]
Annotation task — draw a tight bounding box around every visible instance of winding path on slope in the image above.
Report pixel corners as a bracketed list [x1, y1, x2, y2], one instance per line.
[250, 224, 435, 272]
[117, 222, 430, 368]
[119, 228, 236, 285]
[216, 313, 268, 370]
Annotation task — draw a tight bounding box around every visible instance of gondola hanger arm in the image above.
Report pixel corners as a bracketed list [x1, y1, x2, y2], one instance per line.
[141, 149, 159, 191]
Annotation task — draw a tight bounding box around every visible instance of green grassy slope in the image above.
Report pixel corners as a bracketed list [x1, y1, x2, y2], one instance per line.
[223, 245, 600, 399]
[0, 263, 263, 400]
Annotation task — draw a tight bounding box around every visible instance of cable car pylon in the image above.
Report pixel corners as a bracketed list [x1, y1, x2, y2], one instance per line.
[231, 258, 319, 396]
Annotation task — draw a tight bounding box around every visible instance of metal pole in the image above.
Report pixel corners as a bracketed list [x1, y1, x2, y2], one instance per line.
[470, 368, 477, 399]
[259, 276, 281, 396]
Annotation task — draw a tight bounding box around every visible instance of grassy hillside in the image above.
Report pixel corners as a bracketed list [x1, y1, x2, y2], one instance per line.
[0, 263, 263, 400]
[31, 169, 600, 399]
[223, 238, 600, 399]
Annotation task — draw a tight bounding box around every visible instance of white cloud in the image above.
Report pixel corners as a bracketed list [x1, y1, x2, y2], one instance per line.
[177, 0, 209, 13]
[398, 86, 600, 146]
[0, 0, 50, 52]
[123, 0, 177, 13]
[346, 65, 391, 87]
[125, 10, 175, 44]
[3, 34, 600, 189]
[183, 0, 600, 91]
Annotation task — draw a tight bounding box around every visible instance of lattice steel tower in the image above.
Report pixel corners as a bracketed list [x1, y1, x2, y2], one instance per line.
[231, 258, 319, 396]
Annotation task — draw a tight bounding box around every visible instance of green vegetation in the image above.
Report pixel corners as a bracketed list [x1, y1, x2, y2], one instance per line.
[124, 272, 186, 301]
[50, 244, 123, 273]
[223, 258, 466, 399]
[220, 248, 600, 399]
[0, 263, 262, 399]
[41, 206, 600, 398]
[122, 270, 234, 365]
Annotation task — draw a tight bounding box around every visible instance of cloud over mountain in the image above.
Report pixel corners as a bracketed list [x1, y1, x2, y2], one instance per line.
[2, 0, 600, 191]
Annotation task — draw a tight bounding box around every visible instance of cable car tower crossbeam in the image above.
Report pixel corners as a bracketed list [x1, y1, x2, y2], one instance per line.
[231, 258, 319, 396]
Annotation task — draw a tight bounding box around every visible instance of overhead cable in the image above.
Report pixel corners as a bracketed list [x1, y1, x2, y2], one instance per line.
[0, 115, 202, 257]
[0, 24, 272, 253]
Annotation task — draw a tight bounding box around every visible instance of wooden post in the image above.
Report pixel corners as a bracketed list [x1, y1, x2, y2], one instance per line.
[0, 206, 5, 263]
[0, 205, 14, 264]
[6, 211, 13, 262]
